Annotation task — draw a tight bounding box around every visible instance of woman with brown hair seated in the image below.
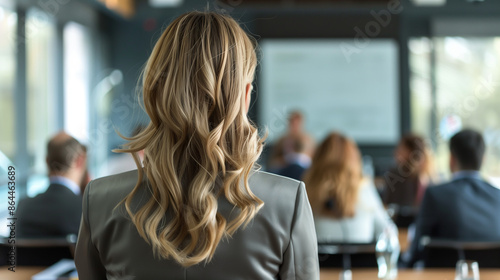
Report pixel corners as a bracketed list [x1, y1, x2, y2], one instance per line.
[384, 134, 435, 208]
[304, 132, 394, 243]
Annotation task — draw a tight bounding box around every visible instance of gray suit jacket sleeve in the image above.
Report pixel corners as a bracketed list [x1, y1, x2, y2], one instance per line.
[75, 181, 107, 280]
[279, 182, 320, 280]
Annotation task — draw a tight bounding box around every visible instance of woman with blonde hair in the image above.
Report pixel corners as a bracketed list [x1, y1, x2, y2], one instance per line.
[75, 11, 319, 279]
[304, 132, 393, 243]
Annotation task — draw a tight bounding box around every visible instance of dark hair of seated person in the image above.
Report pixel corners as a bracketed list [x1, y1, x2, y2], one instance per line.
[449, 129, 485, 171]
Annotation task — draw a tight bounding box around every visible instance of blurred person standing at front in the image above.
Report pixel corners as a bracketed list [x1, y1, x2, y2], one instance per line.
[268, 111, 315, 172]
[275, 134, 311, 180]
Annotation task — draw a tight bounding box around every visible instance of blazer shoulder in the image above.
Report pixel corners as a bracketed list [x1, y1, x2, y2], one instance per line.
[429, 177, 495, 191]
[423, 181, 460, 204]
[249, 170, 303, 193]
[425, 178, 499, 202]
[427, 179, 458, 191]
[85, 170, 141, 208]
[89, 169, 301, 196]
[85, 170, 306, 216]
[248, 170, 306, 211]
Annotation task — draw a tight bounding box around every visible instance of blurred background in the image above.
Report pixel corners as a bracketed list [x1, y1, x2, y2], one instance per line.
[1, 0, 500, 232]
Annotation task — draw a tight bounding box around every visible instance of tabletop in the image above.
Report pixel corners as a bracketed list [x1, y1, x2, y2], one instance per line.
[0, 266, 45, 280]
[3, 266, 500, 280]
[321, 268, 500, 280]
[399, 228, 409, 252]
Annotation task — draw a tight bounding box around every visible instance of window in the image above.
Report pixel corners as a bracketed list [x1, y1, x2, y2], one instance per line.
[0, 1, 16, 237]
[26, 8, 57, 176]
[64, 21, 91, 143]
[410, 37, 500, 182]
[409, 38, 432, 140]
[0, 3, 16, 160]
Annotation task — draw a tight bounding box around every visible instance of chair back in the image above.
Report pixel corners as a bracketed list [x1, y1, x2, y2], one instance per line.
[0, 234, 77, 266]
[387, 204, 418, 228]
[318, 242, 377, 269]
[420, 236, 500, 268]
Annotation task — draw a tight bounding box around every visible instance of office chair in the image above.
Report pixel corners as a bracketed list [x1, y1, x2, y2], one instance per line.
[387, 204, 418, 228]
[0, 234, 76, 266]
[420, 236, 500, 268]
[318, 242, 377, 269]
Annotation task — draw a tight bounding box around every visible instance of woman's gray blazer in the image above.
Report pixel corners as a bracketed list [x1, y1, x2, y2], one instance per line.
[75, 170, 319, 280]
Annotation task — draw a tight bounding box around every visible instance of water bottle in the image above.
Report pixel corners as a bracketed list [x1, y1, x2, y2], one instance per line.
[376, 223, 400, 279]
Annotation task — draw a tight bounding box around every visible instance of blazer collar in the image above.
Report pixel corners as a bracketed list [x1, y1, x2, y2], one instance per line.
[452, 170, 482, 181]
[49, 176, 81, 195]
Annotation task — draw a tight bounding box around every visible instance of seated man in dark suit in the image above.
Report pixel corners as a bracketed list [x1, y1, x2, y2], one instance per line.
[405, 129, 500, 266]
[16, 132, 87, 238]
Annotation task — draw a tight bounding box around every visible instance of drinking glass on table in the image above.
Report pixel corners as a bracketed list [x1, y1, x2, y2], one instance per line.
[455, 260, 479, 280]
[376, 223, 400, 279]
[339, 269, 352, 280]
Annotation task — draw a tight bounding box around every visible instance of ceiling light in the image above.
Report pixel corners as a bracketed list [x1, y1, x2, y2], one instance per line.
[149, 0, 183, 8]
[411, 0, 446, 6]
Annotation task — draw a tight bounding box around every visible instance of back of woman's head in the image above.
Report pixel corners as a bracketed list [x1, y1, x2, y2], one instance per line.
[117, 11, 264, 267]
[396, 134, 431, 177]
[303, 132, 362, 219]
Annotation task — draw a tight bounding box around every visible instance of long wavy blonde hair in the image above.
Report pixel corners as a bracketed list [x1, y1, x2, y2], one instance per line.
[303, 132, 362, 219]
[115, 11, 264, 267]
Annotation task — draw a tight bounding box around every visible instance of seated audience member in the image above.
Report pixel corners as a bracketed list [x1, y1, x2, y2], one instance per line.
[275, 135, 311, 180]
[384, 134, 434, 208]
[268, 110, 315, 172]
[304, 132, 394, 243]
[405, 129, 500, 265]
[16, 132, 87, 238]
[75, 12, 319, 280]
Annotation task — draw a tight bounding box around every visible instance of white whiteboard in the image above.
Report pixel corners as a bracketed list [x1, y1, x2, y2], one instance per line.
[259, 39, 399, 144]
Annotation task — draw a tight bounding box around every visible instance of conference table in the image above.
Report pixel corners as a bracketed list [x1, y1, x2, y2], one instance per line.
[2, 267, 500, 280]
[0, 266, 45, 279]
[399, 228, 409, 252]
[321, 268, 500, 279]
